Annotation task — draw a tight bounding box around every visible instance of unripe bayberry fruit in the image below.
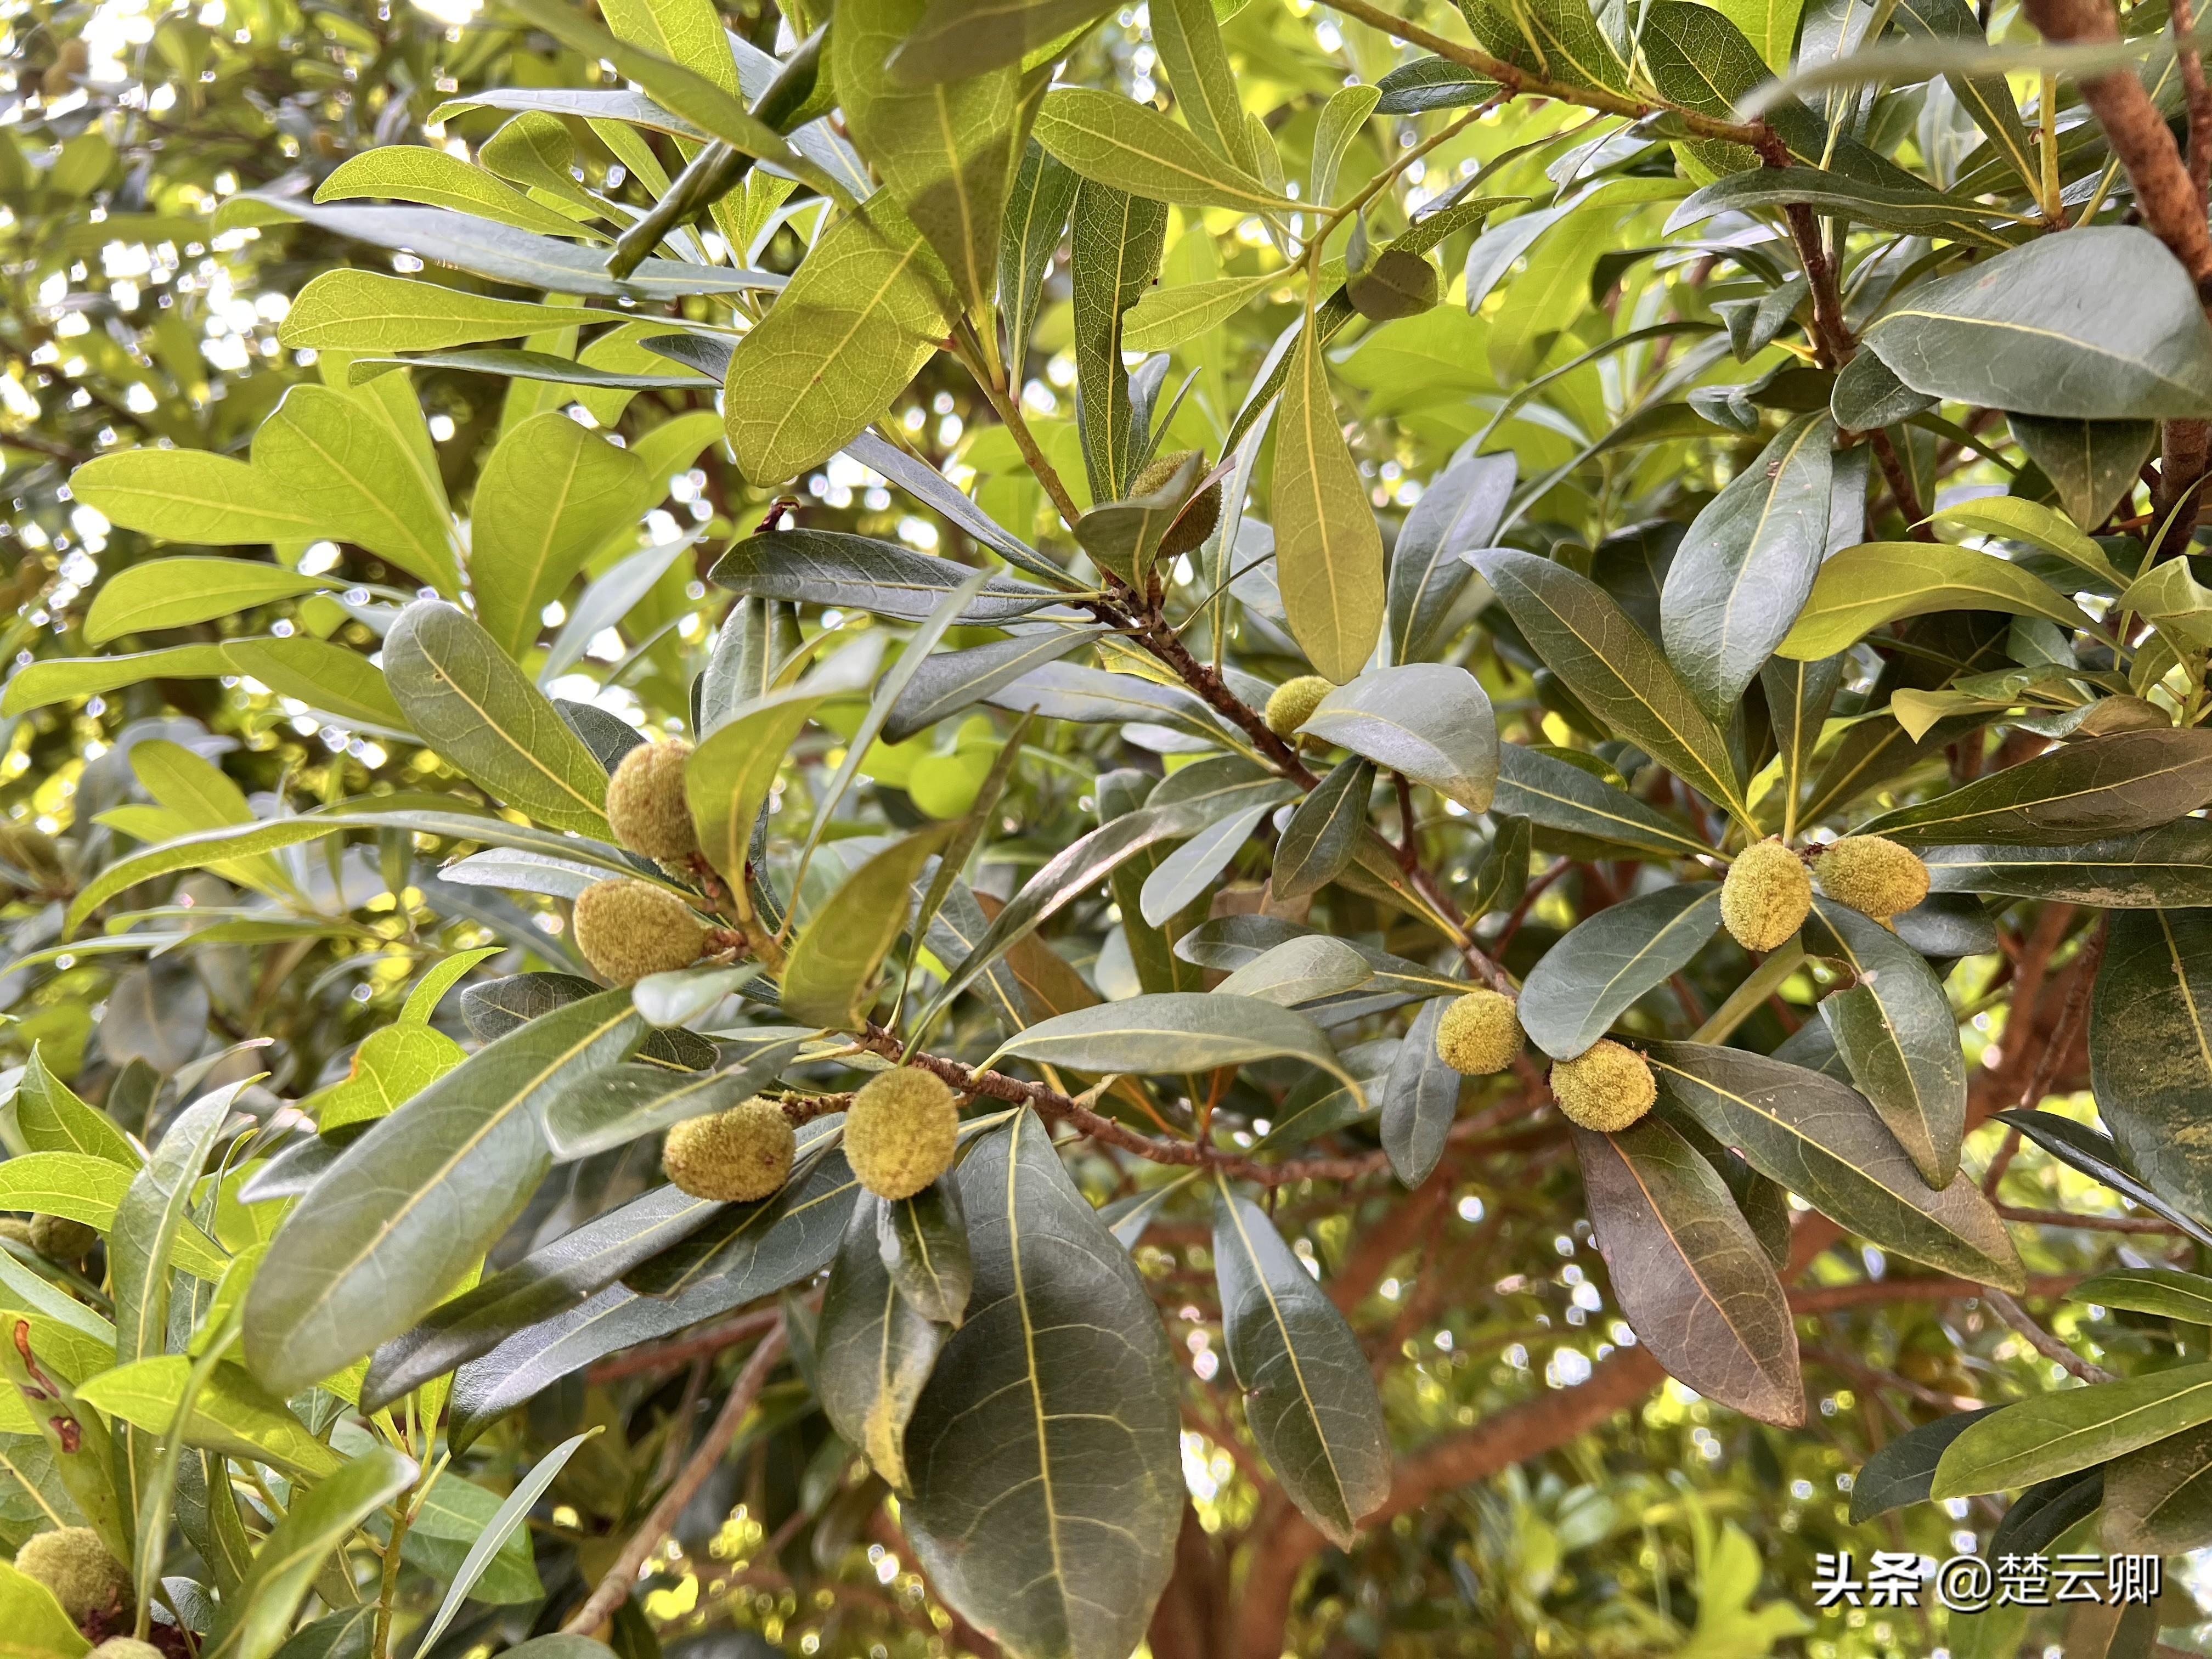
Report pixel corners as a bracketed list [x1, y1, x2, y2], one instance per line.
[572, 879, 708, 986]
[30, 1214, 96, 1262]
[1815, 835, 1931, 921]
[1434, 990, 1523, 1076]
[607, 738, 698, 862]
[844, 1066, 958, 1200]
[1549, 1040, 1657, 1133]
[1265, 675, 1333, 739]
[662, 1098, 795, 1202]
[0, 1218, 33, 1248]
[15, 1527, 129, 1624]
[1722, 838, 1812, 952]
[1130, 449, 1221, 563]
[90, 1641, 163, 1659]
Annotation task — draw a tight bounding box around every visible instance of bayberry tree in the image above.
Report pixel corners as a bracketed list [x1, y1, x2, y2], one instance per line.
[7, 0, 2212, 1655]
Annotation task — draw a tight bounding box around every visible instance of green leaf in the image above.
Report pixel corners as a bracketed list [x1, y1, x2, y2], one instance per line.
[885, 628, 1102, 742]
[836, 0, 1022, 319]
[1472, 550, 1747, 820]
[308, 1022, 467, 1132]
[1776, 541, 2094, 657]
[1297, 663, 1497, 811]
[1000, 140, 1082, 364]
[1934, 1364, 2212, 1498]
[2006, 416, 2157, 533]
[542, 1033, 810, 1159]
[1892, 0, 2038, 194]
[67, 450, 325, 549]
[1070, 180, 1167, 500]
[242, 989, 646, 1395]
[1309, 83, 1379, 206]
[1999, 1108, 2212, 1248]
[710, 529, 1068, 622]
[74, 1357, 341, 1481]
[1387, 447, 1513, 667]
[1863, 226, 2212, 419]
[415, 1431, 594, 1652]
[1096, 770, 1211, 995]
[1647, 1042, 2023, 1288]
[1668, 165, 2013, 249]
[1660, 414, 1835, 720]
[1212, 1183, 1389, 1545]
[995, 992, 1367, 1107]
[1574, 1116, 1803, 1425]
[249, 383, 460, 594]
[1136, 770, 1299, 926]
[0, 1562, 89, 1658]
[1859, 728, 2212, 845]
[686, 689, 831, 891]
[1150, 0, 1259, 172]
[1703, 0, 1808, 69]
[2090, 909, 2212, 1227]
[1519, 884, 1724, 1060]
[0, 1155, 225, 1278]
[1459, 0, 1631, 91]
[1849, 1408, 1998, 1522]
[1037, 89, 1291, 212]
[83, 557, 331, 645]
[1805, 899, 1967, 1188]
[382, 599, 612, 837]
[879, 1175, 973, 1327]
[902, 1115, 1182, 1659]
[1379, 997, 1460, 1187]
[783, 827, 955, 1029]
[280, 270, 604, 351]
[1374, 56, 1503, 112]
[819, 1194, 948, 1491]
[1075, 452, 1205, 588]
[1272, 757, 1375, 904]
[2104, 1419, 2212, 1554]
[222, 637, 405, 730]
[1921, 825, 2212, 905]
[470, 413, 652, 658]
[313, 146, 594, 239]
[1211, 935, 1374, 1006]
[16, 1047, 140, 1167]
[1493, 743, 1715, 860]
[888, 0, 1115, 83]
[723, 191, 956, 486]
[363, 1182, 728, 1409]
[1278, 308, 1386, 684]
[623, 1121, 859, 1300]
[2074, 1266, 2212, 1324]
[204, 1444, 416, 1659]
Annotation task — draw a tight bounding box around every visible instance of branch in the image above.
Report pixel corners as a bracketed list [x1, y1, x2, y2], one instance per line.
[585, 1307, 782, 1382]
[2174, 0, 2212, 201]
[1317, 0, 1786, 160]
[564, 1323, 788, 1634]
[1982, 1285, 2119, 1384]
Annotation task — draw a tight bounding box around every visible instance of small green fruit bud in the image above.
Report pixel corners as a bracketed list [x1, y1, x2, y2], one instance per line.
[1722, 838, 1812, 952]
[607, 738, 698, 862]
[1434, 990, 1523, 1076]
[1549, 1040, 1657, 1133]
[572, 879, 709, 986]
[662, 1098, 795, 1202]
[844, 1066, 958, 1200]
[29, 1214, 97, 1262]
[1815, 835, 1931, 921]
[15, 1527, 130, 1624]
[1265, 675, 1333, 739]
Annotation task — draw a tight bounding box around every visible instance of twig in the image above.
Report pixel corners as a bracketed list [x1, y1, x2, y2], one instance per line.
[563, 1324, 788, 1634]
[1981, 1285, 2118, 1384]
[2180, 0, 2212, 200]
[586, 1307, 783, 1383]
[1997, 1204, 2190, 1234]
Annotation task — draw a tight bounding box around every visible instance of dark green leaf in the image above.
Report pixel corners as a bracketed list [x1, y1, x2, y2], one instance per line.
[1805, 899, 1967, 1187]
[1272, 757, 1375, 904]
[820, 1194, 949, 1491]
[1389, 448, 1514, 665]
[2104, 1420, 2212, 1554]
[206, 1446, 415, 1659]
[1647, 1042, 2023, 1287]
[1574, 1117, 1803, 1426]
[1859, 729, 2212, 845]
[1493, 743, 1714, 860]
[709, 529, 1068, 622]
[879, 1174, 972, 1327]
[1850, 1408, 1999, 1522]
[1070, 180, 1167, 501]
[2090, 908, 2212, 1226]
[1934, 1364, 2212, 1498]
[1298, 665, 1497, 811]
[1212, 1184, 1390, 1546]
[783, 827, 954, 1030]
[902, 1115, 1182, 1659]
[1380, 997, 1461, 1187]
[1996, 1109, 2212, 1248]
[2008, 415, 2158, 533]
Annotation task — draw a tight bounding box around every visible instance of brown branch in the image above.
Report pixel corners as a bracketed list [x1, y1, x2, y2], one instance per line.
[1866, 430, 1933, 539]
[1787, 1272, 2083, 1313]
[1317, 0, 1785, 159]
[564, 1324, 787, 1635]
[1982, 1285, 2119, 1384]
[1998, 1204, 2191, 1234]
[585, 1307, 782, 1382]
[2183, 0, 2212, 212]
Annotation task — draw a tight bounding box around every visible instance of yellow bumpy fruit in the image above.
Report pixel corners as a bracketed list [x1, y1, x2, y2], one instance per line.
[607, 738, 698, 861]
[1816, 835, 1931, 921]
[1722, 838, 1812, 952]
[1264, 675, 1333, 739]
[1549, 1040, 1657, 1133]
[1129, 449, 1221, 564]
[90, 1642, 165, 1659]
[1434, 990, 1523, 1076]
[15, 1527, 130, 1624]
[573, 879, 709, 986]
[844, 1066, 959, 1200]
[663, 1098, 795, 1203]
